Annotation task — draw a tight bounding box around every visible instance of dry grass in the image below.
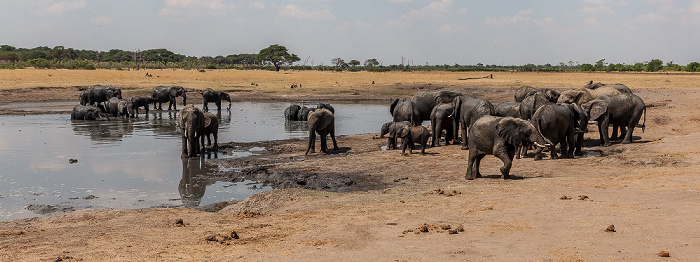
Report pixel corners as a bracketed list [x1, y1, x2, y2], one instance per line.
[1, 69, 698, 96]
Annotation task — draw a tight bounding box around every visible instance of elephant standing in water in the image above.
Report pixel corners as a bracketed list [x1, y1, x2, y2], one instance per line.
[71, 105, 110, 120]
[531, 103, 587, 160]
[305, 108, 338, 155]
[284, 105, 301, 120]
[177, 105, 205, 158]
[390, 98, 421, 126]
[129, 97, 155, 116]
[152, 86, 187, 110]
[582, 93, 646, 146]
[201, 88, 231, 111]
[465, 116, 550, 180]
[200, 112, 219, 149]
[87, 85, 122, 107]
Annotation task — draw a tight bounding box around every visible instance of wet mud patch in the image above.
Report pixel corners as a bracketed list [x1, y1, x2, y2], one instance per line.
[25, 204, 75, 215]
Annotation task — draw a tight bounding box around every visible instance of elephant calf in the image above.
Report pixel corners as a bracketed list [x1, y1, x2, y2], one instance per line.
[306, 108, 338, 155]
[531, 103, 587, 160]
[582, 93, 646, 146]
[380, 121, 411, 150]
[202, 88, 231, 111]
[71, 105, 110, 120]
[130, 96, 155, 116]
[399, 125, 430, 155]
[200, 112, 219, 149]
[430, 103, 454, 147]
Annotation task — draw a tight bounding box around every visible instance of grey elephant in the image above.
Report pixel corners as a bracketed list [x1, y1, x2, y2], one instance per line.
[284, 105, 301, 120]
[87, 85, 122, 107]
[129, 96, 155, 116]
[201, 88, 231, 111]
[390, 98, 421, 125]
[583, 81, 632, 94]
[519, 92, 551, 120]
[494, 101, 522, 118]
[152, 86, 187, 110]
[514, 86, 560, 103]
[430, 103, 454, 147]
[465, 116, 550, 180]
[71, 105, 110, 120]
[298, 105, 312, 121]
[410, 90, 463, 123]
[105, 97, 125, 117]
[531, 103, 587, 160]
[380, 121, 411, 150]
[399, 125, 431, 155]
[79, 90, 89, 106]
[556, 86, 621, 105]
[317, 102, 335, 114]
[305, 108, 339, 155]
[177, 104, 205, 158]
[452, 94, 495, 150]
[200, 111, 219, 149]
[117, 100, 134, 118]
[582, 93, 646, 146]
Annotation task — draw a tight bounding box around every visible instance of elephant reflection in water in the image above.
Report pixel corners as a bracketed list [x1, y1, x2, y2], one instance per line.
[71, 119, 134, 142]
[179, 157, 218, 207]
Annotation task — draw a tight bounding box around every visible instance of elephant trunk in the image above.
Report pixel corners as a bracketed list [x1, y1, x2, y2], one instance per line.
[181, 91, 187, 106]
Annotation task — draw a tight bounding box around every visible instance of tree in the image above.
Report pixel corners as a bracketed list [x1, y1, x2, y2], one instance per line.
[685, 62, 700, 72]
[256, 44, 300, 71]
[348, 59, 360, 67]
[331, 57, 346, 69]
[144, 48, 182, 67]
[364, 58, 379, 67]
[645, 59, 663, 72]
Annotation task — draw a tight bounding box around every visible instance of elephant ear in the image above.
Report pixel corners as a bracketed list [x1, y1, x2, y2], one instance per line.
[203, 114, 212, 128]
[588, 100, 608, 121]
[170, 88, 179, 97]
[496, 117, 530, 147]
[400, 126, 411, 138]
[389, 99, 399, 116]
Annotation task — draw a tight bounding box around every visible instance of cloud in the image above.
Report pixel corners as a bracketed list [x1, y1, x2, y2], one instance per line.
[38, 0, 86, 15]
[159, 0, 235, 17]
[249, 1, 265, 10]
[388, 0, 412, 3]
[581, 5, 614, 14]
[278, 4, 334, 19]
[483, 10, 554, 26]
[583, 17, 600, 26]
[89, 15, 114, 25]
[690, 0, 700, 13]
[386, 0, 453, 28]
[335, 21, 372, 31]
[629, 13, 668, 24]
[438, 23, 468, 33]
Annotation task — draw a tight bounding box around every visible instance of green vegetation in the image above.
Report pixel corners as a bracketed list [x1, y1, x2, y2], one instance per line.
[0, 44, 698, 73]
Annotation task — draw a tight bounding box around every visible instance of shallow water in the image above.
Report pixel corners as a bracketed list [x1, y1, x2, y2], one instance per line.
[0, 101, 390, 221]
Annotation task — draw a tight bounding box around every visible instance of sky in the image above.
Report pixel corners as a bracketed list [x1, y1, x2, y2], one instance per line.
[1, 0, 699, 66]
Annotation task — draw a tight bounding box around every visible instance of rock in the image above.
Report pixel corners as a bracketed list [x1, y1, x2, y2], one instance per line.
[578, 195, 589, 201]
[605, 225, 616, 232]
[658, 250, 670, 257]
[174, 219, 185, 227]
[560, 195, 571, 200]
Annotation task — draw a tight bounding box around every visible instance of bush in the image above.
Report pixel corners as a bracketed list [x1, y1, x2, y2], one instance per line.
[684, 62, 700, 72]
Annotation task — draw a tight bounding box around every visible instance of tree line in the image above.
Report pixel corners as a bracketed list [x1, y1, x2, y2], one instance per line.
[0, 44, 698, 73]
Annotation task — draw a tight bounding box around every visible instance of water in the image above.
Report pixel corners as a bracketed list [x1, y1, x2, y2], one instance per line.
[0, 101, 389, 221]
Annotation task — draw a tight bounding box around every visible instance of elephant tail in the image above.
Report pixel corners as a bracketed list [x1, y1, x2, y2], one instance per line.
[535, 118, 553, 146]
[641, 106, 646, 133]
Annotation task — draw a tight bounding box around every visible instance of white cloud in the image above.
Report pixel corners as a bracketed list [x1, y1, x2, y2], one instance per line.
[278, 4, 334, 19]
[691, 0, 700, 13]
[159, 0, 235, 17]
[249, 1, 265, 10]
[583, 17, 600, 26]
[388, 0, 412, 3]
[581, 5, 614, 14]
[335, 21, 372, 31]
[38, 0, 86, 15]
[438, 23, 468, 33]
[483, 10, 554, 26]
[89, 15, 114, 25]
[629, 13, 668, 24]
[386, 0, 453, 28]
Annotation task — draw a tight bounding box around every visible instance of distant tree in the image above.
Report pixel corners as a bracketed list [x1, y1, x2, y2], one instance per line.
[348, 59, 360, 67]
[133, 49, 145, 70]
[593, 59, 606, 71]
[645, 59, 663, 72]
[0, 45, 16, 52]
[685, 62, 700, 72]
[256, 44, 299, 71]
[364, 58, 379, 67]
[580, 63, 593, 71]
[664, 61, 682, 71]
[331, 57, 346, 69]
[144, 48, 182, 67]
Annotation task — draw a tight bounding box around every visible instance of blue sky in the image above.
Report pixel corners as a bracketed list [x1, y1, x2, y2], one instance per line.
[1, 0, 699, 66]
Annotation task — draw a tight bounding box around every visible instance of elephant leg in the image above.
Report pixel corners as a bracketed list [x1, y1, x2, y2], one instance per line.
[549, 144, 558, 159]
[465, 150, 478, 180]
[599, 119, 611, 146]
[400, 138, 409, 155]
[320, 134, 327, 153]
[494, 148, 513, 179]
[330, 128, 339, 150]
[474, 154, 485, 178]
[213, 132, 218, 148]
[216, 101, 222, 111]
[533, 146, 544, 161]
[611, 125, 619, 140]
[431, 122, 438, 147]
[460, 122, 469, 150]
[575, 132, 584, 156]
[622, 113, 642, 144]
[203, 102, 208, 111]
[181, 136, 189, 158]
[305, 131, 316, 155]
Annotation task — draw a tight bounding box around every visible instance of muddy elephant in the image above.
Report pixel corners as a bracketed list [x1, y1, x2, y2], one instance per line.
[129, 96, 155, 116]
[152, 86, 187, 110]
[380, 121, 411, 150]
[298, 106, 312, 121]
[582, 93, 646, 146]
[71, 105, 110, 120]
[583, 81, 632, 94]
[390, 98, 421, 126]
[410, 90, 463, 123]
[117, 100, 134, 118]
[430, 103, 454, 147]
[514, 86, 560, 103]
[201, 88, 231, 111]
[87, 85, 122, 107]
[399, 125, 430, 155]
[452, 94, 495, 149]
[305, 108, 338, 155]
[317, 102, 335, 114]
[494, 101, 522, 118]
[531, 103, 587, 160]
[465, 116, 550, 180]
[200, 111, 219, 149]
[557, 86, 621, 105]
[519, 92, 551, 120]
[104, 97, 126, 117]
[79, 90, 89, 106]
[284, 105, 301, 120]
[177, 104, 205, 158]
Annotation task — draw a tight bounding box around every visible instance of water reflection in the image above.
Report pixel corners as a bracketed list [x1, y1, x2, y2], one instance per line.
[179, 158, 218, 207]
[71, 118, 134, 143]
[284, 120, 308, 133]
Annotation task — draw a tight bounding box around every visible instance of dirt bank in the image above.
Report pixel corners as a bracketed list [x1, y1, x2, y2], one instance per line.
[2, 71, 700, 260]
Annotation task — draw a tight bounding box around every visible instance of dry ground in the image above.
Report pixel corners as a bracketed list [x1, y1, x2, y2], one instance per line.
[1, 69, 700, 261]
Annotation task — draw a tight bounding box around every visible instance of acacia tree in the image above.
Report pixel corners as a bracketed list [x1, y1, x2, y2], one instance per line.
[256, 44, 299, 71]
[364, 58, 379, 67]
[348, 59, 360, 67]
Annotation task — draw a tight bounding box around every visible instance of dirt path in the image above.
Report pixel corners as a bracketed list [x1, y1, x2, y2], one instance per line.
[2, 71, 700, 260]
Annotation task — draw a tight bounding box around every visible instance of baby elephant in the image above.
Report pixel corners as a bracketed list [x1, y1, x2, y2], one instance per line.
[399, 125, 430, 155]
[380, 121, 411, 150]
[200, 112, 219, 150]
[306, 108, 338, 155]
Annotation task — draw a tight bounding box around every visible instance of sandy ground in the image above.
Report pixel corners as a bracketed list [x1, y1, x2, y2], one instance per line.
[1, 70, 700, 261]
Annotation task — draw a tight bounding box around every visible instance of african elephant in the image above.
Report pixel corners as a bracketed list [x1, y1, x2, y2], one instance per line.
[200, 112, 219, 149]
[117, 100, 134, 118]
[201, 88, 231, 111]
[79, 90, 89, 106]
[582, 93, 646, 146]
[556, 86, 621, 105]
[411, 90, 463, 123]
[284, 105, 301, 120]
[152, 86, 187, 110]
[514, 86, 560, 103]
[129, 96, 155, 116]
[430, 103, 454, 147]
[105, 97, 125, 117]
[519, 92, 551, 120]
[390, 98, 421, 125]
[70, 105, 110, 120]
[305, 108, 338, 155]
[531, 103, 587, 160]
[87, 85, 122, 107]
[298, 106, 312, 121]
[399, 125, 431, 155]
[179, 157, 217, 207]
[465, 116, 550, 180]
[177, 104, 205, 158]
[453, 94, 495, 149]
[317, 102, 335, 114]
[583, 81, 632, 94]
[380, 121, 411, 150]
[494, 101, 522, 118]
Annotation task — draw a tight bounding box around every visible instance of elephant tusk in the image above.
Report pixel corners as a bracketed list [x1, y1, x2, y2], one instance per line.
[533, 142, 549, 148]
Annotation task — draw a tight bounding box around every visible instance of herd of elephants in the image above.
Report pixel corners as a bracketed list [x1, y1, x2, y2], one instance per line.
[70, 80, 646, 180]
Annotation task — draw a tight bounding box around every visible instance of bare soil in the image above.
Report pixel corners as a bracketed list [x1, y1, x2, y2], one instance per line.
[2, 70, 700, 261]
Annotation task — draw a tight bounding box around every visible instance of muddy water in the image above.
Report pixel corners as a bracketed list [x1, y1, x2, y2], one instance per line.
[0, 101, 390, 221]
